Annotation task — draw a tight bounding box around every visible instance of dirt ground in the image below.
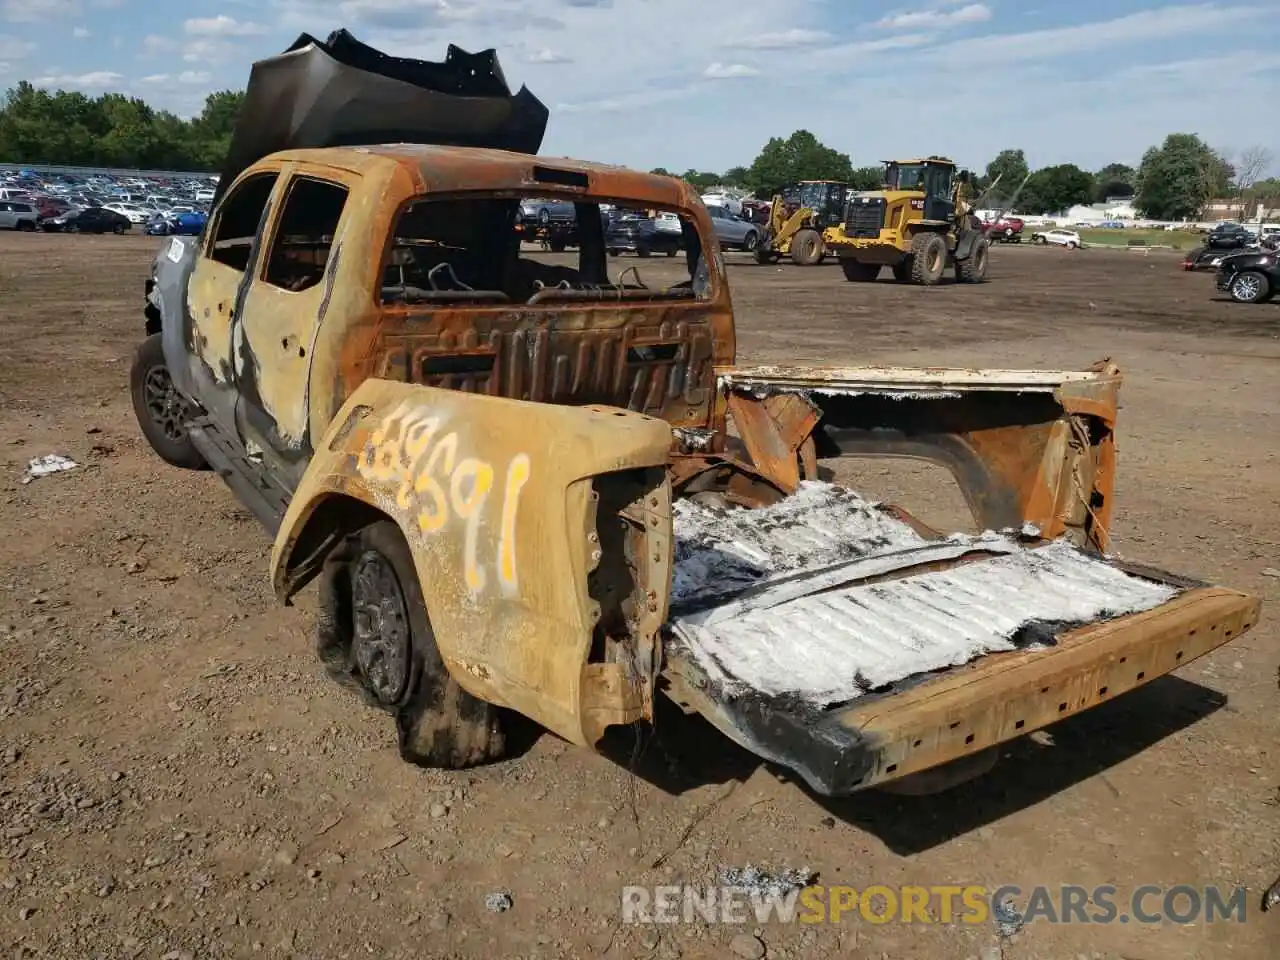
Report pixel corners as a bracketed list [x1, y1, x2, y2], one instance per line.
[0, 233, 1276, 960]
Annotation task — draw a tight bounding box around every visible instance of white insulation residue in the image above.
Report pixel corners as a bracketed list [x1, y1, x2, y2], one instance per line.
[669, 482, 1179, 706]
[672, 482, 928, 606]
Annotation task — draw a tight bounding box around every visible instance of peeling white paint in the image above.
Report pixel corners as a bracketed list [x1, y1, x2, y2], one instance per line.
[669, 482, 1178, 706]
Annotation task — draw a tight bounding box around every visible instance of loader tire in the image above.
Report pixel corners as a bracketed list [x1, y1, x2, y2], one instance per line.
[316, 520, 506, 770]
[789, 228, 824, 266]
[754, 247, 781, 265]
[891, 260, 912, 282]
[909, 232, 947, 285]
[955, 237, 990, 283]
[840, 259, 881, 282]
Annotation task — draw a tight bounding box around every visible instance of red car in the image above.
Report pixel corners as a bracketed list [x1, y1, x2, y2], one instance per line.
[983, 216, 1024, 242]
[32, 195, 71, 219]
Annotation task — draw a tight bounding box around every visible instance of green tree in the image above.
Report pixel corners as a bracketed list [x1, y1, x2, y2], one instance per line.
[1094, 162, 1135, 201]
[1135, 134, 1232, 220]
[745, 130, 853, 198]
[1018, 164, 1095, 215]
[849, 165, 884, 190]
[983, 148, 1029, 203]
[0, 80, 243, 170]
[720, 165, 748, 188]
[649, 167, 673, 177]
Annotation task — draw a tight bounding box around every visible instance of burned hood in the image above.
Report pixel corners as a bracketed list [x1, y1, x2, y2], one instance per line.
[216, 29, 549, 201]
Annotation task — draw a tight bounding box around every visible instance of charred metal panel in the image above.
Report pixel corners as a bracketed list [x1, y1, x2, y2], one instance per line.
[376, 313, 721, 425]
[219, 30, 548, 201]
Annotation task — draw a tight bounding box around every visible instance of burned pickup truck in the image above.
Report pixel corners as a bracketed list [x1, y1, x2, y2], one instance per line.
[131, 33, 1259, 795]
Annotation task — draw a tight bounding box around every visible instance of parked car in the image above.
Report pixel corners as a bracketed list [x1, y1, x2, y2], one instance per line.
[40, 206, 132, 234]
[982, 216, 1024, 243]
[145, 211, 208, 236]
[518, 197, 576, 225]
[1216, 250, 1277, 303]
[704, 203, 760, 252]
[605, 213, 682, 257]
[1031, 229, 1082, 249]
[0, 199, 39, 231]
[1206, 223, 1254, 249]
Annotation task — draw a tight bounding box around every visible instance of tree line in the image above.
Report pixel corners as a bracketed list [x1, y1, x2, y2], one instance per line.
[0, 82, 244, 172]
[3, 80, 1276, 220]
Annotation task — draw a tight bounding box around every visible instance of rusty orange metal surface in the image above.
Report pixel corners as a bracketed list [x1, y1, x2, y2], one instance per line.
[840, 586, 1260, 789]
[715, 362, 1123, 550]
[270, 379, 674, 748]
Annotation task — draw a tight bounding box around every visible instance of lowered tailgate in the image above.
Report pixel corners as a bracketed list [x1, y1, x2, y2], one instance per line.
[661, 483, 1259, 795]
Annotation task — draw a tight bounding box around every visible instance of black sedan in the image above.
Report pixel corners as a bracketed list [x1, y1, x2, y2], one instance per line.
[1215, 249, 1277, 303]
[605, 214, 682, 258]
[40, 206, 132, 234]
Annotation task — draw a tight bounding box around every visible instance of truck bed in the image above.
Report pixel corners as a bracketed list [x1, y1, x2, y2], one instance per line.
[661, 482, 1259, 794]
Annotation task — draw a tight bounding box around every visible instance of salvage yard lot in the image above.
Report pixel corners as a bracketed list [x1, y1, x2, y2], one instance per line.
[0, 233, 1276, 959]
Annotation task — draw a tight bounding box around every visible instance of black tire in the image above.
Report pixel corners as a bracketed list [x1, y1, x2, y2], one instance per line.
[548, 236, 567, 253]
[316, 520, 505, 769]
[742, 230, 759, 252]
[753, 246, 776, 265]
[113, 223, 126, 235]
[66, 223, 79, 234]
[840, 259, 880, 282]
[129, 333, 206, 470]
[636, 245, 652, 258]
[1228, 271, 1272, 304]
[891, 260, 912, 282]
[956, 237, 990, 283]
[909, 232, 948, 285]
[665, 246, 678, 257]
[18, 220, 35, 232]
[790, 228, 824, 266]
[607, 248, 620, 257]
[537, 208, 550, 225]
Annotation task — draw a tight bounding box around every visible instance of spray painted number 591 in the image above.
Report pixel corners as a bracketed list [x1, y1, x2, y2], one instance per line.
[358, 407, 531, 594]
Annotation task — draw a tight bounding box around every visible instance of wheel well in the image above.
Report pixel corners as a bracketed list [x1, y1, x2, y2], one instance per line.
[278, 494, 390, 600]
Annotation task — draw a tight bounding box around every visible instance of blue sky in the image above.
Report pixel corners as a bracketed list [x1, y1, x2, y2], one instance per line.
[1, 0, 1277, 176]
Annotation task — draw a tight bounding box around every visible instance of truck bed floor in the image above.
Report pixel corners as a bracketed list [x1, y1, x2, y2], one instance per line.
[667, 482, 1179, 709]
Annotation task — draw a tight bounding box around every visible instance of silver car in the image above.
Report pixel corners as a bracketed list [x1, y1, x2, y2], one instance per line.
[704, 203, 761, 252]
[0, 200, 38, 232]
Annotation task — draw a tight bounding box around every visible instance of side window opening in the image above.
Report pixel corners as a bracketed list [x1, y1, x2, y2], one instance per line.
[208, 172, 278, 272]
[262, 177, 350, 292]
[382, 196, 712, 306]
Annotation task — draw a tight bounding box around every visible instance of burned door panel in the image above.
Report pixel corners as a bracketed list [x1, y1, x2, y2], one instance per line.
[232, 172, 354, 469]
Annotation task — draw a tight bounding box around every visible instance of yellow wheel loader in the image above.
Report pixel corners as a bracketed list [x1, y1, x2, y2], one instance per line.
[826, 157, 991, 286]
[753, 180, 849, 266]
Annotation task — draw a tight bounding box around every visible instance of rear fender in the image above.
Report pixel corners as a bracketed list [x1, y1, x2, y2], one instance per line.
[270, 379, 675, 747]
[718, 361, 1122, 550]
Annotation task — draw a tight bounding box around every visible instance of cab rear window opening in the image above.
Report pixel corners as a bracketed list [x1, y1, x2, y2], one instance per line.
[380, 196, 713, 307]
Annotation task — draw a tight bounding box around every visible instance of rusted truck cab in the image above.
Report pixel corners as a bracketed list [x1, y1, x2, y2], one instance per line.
[131, 34, 1259, 796]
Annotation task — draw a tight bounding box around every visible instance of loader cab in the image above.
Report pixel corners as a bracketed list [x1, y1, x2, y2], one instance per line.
[790, 180, 849, 229]
[884, 157, 956, 223]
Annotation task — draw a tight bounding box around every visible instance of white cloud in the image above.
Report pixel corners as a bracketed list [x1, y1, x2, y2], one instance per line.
[0, 32, 35, 57]
[526, 47, 571, 64]
[939, 3, 1258, 62]
[1, 0, 77, 23]
[34, 69, 122, 87]
[137, 70, 213, 85]
[727, 28, 833, 50]
[72, 25, 87, 38]
[703, 62, 759, 79]
[183, 15, 267, 37]
[877, 3, 991, 30]
[141, 34, 174, 55]
[183, 38, 235, 63]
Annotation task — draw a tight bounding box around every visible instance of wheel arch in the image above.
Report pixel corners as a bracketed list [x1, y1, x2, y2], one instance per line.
[269, 378, 676, 748]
